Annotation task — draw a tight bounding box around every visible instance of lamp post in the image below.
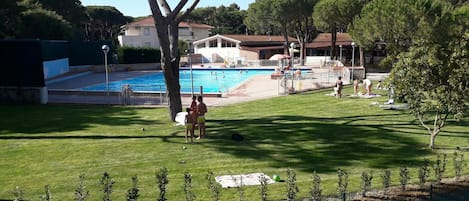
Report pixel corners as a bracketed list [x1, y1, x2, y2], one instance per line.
[185, 45, 194, 96]
[339, 44, 343, 63]
[101, 45, 110, 99]
[290, 42, 296, 92]
[351, 42, 355, 82]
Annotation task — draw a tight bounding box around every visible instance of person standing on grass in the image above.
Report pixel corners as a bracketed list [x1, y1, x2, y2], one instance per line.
[184, 108, 195, 144]
[363, 79, 372, 95]
[335, 76, 344, 98]
[190, 96, 198, 133]
[354, 79, 359, 96]
[196, 96, 207, 139]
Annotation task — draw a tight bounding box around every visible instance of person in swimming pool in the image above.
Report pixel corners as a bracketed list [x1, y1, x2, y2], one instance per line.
[196, 96, 207, 139]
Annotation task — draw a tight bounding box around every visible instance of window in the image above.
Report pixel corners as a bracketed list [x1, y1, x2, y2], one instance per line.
[209, 40, 217, 48]
[197, 43, 206, 48]
[144, 42, 151, 47]
[221, 39, 236, 48]
[144, 27, 150, 36]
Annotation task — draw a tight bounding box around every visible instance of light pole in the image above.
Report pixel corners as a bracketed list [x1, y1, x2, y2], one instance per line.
[185, 44, 194, 96]
[351, 42, 355, 82]
[290, 42, 296, 92]
[101, 45, 110, 99]
[339, 44, 343, 63]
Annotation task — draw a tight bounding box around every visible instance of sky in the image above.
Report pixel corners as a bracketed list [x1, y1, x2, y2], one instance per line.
[81, 0, 254, 17]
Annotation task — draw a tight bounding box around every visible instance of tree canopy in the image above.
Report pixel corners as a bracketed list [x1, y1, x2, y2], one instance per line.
[188, 4, 246, 35]
[352, 0, 469, 149]
[85, 6, 129, 42]
[313, 0, 368, 59]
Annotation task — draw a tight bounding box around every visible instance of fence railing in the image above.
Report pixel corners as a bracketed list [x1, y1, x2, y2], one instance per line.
[276, 69, 349, 95]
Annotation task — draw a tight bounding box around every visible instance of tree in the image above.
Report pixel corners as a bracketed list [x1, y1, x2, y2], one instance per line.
[148, 0, 200, 121]
[33, 0, 88, 38]
[390, 2, 468, 149]
[85, 6, 129, 43]
[0, 0, 25, 38]
[244, 1, 275, 35]
[290, 0, 318, 66]
[189, 4, 246, 35]
[349, 0, 424, 64]
[313, 0, 368, 60]
[245, 0, 296, 55]
[18, 1, 72, 40]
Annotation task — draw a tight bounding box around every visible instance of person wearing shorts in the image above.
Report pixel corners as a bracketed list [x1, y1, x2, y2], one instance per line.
[196, 96, 207, 139]
[184, 108, 195, 143]
[363, 79, 372, 95]
[335, 76, 344, 98]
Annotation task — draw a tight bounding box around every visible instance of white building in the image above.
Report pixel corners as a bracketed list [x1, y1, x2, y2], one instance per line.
[193, 34, 297, 64]
[118, 16, 213, 48]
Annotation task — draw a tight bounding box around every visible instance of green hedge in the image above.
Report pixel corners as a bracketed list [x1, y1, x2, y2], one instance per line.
[117, 47, 161, 64]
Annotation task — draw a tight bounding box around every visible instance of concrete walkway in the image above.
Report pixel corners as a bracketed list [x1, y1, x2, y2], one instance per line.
[47, 68, 374, 106]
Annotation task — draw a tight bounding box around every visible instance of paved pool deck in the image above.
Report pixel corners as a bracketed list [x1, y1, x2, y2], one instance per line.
[47, 67, 385, 107]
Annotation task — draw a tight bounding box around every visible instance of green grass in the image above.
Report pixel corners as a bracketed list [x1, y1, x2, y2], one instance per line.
[0, 87, 467, 200]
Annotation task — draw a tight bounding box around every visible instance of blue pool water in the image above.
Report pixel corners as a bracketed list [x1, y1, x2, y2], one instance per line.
[81, 69, 275, 93]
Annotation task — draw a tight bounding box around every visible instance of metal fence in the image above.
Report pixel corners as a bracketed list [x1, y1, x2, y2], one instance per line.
[276, 68, 350, 95]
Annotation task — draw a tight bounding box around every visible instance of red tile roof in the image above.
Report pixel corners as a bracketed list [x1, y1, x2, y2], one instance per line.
[306, 33, 354, 48]
[126, 16, 213, 29]
[223, 34, 297, 43]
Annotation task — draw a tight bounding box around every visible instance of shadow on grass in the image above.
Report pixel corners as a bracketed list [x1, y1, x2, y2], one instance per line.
[205, 113, 434, 173]
[0, 104, 164, 134]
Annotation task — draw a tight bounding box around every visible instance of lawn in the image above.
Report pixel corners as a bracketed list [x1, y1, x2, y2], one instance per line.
[0, 87, 467, 200]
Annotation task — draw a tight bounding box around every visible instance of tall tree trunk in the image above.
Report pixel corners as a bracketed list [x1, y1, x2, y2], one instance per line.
[330, 25, 337, 60]
[359, 47, 364, 67]
[148, 0, 199, 121]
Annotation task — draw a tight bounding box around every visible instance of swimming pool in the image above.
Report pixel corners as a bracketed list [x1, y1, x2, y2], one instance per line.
[81, 69, 275, 93]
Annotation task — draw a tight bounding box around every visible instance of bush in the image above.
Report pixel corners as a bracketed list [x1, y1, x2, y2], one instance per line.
[117, 47, 161, 64]
[453, 152, 465, 180]
[418, 159, 431, 187]
[126, 175, 139, 201]
[75, 174, 89, 201]
[381, 170, 391, 193]
[399, 167, 410, 191]
[207, 170, 221, 201]
[336, 168, 348, 198]
[183, 172, 195, 201]
[360, 171, 373, 197]
[310, 171, 322, 201]
[258, 174, 268, 201]
[433, 154, 447, 184]
[156, 168, 169, 201]
[100, 172, 115, 201]
[286, 168, 299, 201]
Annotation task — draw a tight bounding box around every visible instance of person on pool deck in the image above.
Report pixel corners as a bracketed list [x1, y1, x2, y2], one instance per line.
[184, 108, 195, 144]
[196, 96, 207, 139]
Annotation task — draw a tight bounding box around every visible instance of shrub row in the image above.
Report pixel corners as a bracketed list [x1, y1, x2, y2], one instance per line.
[117, 47, 161, 64]
[10, 152, 466, 201]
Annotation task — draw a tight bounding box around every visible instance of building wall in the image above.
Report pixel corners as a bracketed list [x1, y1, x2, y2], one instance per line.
[195, 47, 241, 63]
[120, 25, 211, 48]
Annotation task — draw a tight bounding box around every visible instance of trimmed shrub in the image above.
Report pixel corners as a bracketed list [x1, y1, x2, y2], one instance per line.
[100, 172, 115, 201]
[126, 175, 139, 201]
[286, 168, 299, 201]
[310, 171, 322, 201]
[156, 168, 169, 201]
[117, 47, 161, 64]
[75, 174, 89, 201]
